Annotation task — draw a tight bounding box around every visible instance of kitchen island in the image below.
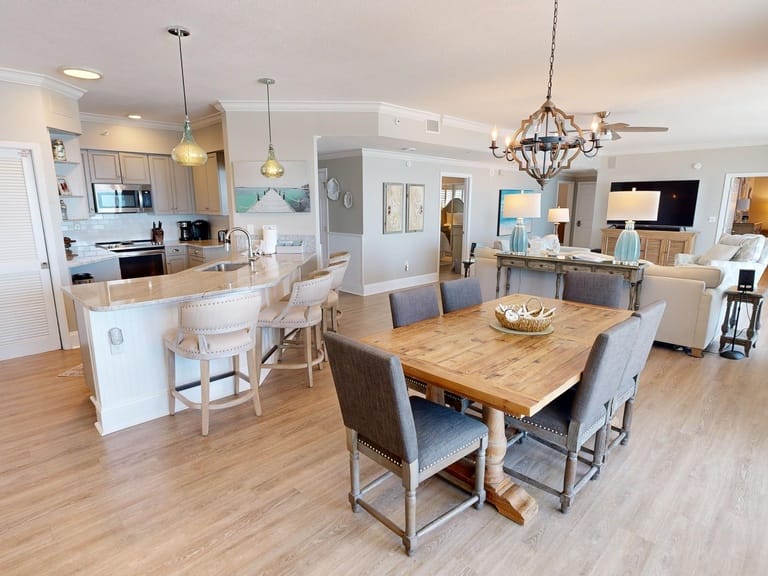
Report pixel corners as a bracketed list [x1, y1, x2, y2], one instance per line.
[64, 253, 316, 435]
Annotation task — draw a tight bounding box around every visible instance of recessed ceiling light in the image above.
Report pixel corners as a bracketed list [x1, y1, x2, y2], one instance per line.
[401, 147, 416, 152]
[127, 114, 142, 120]
[59, 66, 103, 80]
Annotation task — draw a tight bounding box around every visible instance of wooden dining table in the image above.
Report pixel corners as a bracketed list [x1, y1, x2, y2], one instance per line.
[362, 294, 632, 524]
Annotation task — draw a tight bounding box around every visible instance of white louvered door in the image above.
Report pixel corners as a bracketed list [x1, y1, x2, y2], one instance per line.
[0, 147, 61, 360]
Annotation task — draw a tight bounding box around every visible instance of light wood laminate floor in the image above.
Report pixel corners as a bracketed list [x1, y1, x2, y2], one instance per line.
[1, 282, 767, 575]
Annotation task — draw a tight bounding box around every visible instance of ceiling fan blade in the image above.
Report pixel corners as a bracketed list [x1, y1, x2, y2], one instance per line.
[602, 122, 630, 130]
[612, 126, 668, 133]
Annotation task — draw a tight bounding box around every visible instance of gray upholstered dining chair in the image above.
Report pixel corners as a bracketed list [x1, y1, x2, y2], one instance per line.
[388, 285, 441, 328]
[388, 285, 469, 412]
[324, 332, 488, 556]
[504, 315, 640, 512]
[440, 277, 483, 313]
[562, 270, 624, 308]
[605, 299, 666, 454]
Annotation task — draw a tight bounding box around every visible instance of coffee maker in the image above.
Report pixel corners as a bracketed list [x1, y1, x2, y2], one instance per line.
[177, 220, 192, 241]
[192, 219, 210, 241]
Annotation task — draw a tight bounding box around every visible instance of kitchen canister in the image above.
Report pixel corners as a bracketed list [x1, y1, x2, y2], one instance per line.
[52, 139, 67, 161]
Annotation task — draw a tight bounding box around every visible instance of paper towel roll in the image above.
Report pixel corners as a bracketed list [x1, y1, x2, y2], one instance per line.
[262, 225, 277, 255]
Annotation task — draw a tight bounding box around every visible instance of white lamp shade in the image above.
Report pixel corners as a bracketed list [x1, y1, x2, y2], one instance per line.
[736, 198, 751, 211]
[503, 192, 541, 219]
[547, 207, 570, 223]
[606, 190, 660, 221]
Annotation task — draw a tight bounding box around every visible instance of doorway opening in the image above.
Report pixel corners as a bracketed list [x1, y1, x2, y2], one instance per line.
[439, 175, 469, 274]
[720, 174, 768, 237]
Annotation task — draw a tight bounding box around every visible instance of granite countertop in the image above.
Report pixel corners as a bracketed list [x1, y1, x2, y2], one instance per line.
[63, 253, 314, 311]
[167, 239, 228, 249]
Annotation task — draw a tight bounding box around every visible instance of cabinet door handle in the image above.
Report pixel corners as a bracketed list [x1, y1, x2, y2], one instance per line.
[41, 261, 49, 269]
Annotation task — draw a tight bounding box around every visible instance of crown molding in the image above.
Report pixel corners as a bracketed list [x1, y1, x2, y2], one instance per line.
[0, 67, 85, 100]
[79, 111, 221, 131]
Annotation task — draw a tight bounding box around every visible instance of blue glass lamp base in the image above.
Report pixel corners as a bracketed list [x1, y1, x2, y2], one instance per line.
[614, 223, 640, 264]
[509, 221, 527, 254]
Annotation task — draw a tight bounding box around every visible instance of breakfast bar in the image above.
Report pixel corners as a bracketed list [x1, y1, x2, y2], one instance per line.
[64, 253, 315, 435]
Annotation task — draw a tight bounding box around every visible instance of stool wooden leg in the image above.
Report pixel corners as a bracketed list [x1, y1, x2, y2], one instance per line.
[330, 303, 339, 332]
[246, 347, 262, 416]
[165, 347, 176, 416]
[233, 354, 240, 395]
[305, 326, 314, 388]
[201, 359, 211, 436]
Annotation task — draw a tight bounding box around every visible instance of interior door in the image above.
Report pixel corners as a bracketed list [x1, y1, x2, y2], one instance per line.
[318, 168, 329, 261]
[0, 147, 61, 360]
[571, 181, 596, 249]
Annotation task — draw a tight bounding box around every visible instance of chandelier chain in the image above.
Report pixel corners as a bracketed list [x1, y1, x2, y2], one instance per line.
[546, 0, 558, 100]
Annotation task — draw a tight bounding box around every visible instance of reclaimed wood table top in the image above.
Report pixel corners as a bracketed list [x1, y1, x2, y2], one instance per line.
[362, 294, 632, 417]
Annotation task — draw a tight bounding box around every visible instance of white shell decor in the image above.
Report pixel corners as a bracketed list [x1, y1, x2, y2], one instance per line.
[494, 298, 556, 332]
[495, 302, 556, 320]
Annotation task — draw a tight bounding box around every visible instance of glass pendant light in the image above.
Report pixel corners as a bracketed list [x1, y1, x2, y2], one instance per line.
[259, 78, 284, 178]
[168, 26, 207, 167]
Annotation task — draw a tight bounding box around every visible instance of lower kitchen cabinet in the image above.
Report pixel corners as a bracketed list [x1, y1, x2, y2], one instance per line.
[165, 245, 188, 273]
[187, 245, 227, 267]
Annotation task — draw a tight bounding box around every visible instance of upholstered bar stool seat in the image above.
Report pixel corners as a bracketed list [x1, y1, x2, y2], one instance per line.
[256, 271, 333, 388]
[164, 291, 263, 436]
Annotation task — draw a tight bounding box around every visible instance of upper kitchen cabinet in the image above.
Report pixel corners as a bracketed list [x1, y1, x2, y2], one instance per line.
[87, 150, 150, 184]
[192, 151, 227, 215]
[149, 155, 194, 214]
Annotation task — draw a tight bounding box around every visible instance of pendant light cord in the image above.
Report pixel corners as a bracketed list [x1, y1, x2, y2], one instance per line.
[176, 31, 189, 119]
[546, 0, 558, 101]
[265, 82, 273, 145]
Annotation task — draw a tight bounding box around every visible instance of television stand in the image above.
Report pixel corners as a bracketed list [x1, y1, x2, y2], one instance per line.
[601, 228, 698, 266]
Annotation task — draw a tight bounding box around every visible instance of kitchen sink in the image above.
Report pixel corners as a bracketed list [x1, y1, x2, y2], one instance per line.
[200, 262, 249, 272]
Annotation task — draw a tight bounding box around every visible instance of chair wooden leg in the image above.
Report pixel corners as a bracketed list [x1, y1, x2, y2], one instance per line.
[561, 450, 577, 513]
[330, 303, 338, 332]
[201, 359, 210, 436]
[621, 398, 635, 445]
[165, 348, 176, 416]
[403, 485, 417, 556]
[474, 437, 487, 509]
[305, 327, 313, 388]
[348, 431, 361, 512]
[246, 347, 262, 416]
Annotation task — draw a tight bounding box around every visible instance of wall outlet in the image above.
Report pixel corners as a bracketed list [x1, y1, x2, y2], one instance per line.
[404, 260, 409, 271]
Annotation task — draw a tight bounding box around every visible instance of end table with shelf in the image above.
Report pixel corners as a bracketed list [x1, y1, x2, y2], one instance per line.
[719, 287, 765, 358]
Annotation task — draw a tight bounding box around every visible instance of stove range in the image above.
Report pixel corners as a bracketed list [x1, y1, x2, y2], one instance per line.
[95, 240, 167, 279]
[95, 239, 164, 253]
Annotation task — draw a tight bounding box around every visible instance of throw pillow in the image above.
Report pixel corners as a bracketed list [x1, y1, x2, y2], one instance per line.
[718, 233, 766, 261]
[697, 243, 739, 265]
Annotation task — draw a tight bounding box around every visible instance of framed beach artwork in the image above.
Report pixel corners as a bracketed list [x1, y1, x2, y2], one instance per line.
[232, 160, 311, 213]
[405, 184, 425, 232]
[383, 182, 404, 234]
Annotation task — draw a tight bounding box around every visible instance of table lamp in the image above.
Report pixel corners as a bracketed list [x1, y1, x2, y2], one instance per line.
[606, 188, 660, 264]
[547, 207, 570, 235]
[503, 192, 541, 254]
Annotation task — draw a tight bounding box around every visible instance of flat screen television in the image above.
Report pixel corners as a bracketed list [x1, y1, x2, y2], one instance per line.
[608, 180, 699, 230]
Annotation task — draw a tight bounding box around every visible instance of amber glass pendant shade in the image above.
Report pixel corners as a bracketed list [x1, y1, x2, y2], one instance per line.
[172, 120, 208, 166]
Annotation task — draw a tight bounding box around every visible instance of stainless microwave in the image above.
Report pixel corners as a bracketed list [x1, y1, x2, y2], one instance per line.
[93, 184, 153, 214]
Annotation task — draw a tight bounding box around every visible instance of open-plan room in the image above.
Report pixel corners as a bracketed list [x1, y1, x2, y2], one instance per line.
[1, 1, 768, 574]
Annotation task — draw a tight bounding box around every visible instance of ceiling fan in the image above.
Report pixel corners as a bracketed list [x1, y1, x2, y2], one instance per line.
[587, 111, 669, 141]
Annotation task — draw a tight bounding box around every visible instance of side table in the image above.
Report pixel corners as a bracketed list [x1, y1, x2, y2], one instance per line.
[719, 287, 765, 358]
[461, 258, 476, 278]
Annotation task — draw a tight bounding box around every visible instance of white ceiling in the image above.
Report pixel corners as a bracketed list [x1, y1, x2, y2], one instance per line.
[3, 0, 768, 160]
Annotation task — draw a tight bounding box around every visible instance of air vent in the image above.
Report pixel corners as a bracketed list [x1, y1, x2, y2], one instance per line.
[425, 118, 441, 134]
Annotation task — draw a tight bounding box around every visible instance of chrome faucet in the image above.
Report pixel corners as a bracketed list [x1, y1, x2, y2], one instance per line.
[225, 227, 259, 268]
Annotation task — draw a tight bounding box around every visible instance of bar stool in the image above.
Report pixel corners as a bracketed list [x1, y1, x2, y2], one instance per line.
[164, 291, 263, 436]
[312, 260, 349, 333]
[256, 271, 333, 388]
[328, 250, 350, 265]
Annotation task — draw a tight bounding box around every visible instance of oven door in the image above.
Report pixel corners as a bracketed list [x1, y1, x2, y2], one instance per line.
[117, 251, 167, 279]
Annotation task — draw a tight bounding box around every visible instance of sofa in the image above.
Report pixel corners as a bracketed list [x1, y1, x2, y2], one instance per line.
[636, 233, 768, 357]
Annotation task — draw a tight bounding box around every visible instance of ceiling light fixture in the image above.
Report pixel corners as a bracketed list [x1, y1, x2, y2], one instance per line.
[167, 26, 207, 167]
[59, 66, 103, 80]
[127, 114, 142, 120]
[258, 78, 284, 178]
[490, 0, 600, 189]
